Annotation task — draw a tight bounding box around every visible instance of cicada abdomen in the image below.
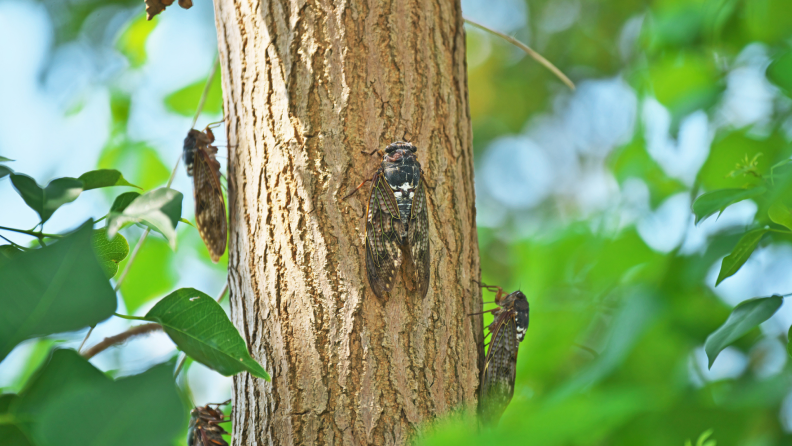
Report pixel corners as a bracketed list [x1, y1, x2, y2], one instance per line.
[183, 126, 227, 263]
[187, 400, 231, 446]
[476, 284, 530, 426]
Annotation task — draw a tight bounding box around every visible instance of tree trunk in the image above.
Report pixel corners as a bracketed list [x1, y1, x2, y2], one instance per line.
[212, 1, 482, 444]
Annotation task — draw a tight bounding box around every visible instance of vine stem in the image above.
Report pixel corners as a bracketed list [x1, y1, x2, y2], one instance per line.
[463, 17, 576, 91]
[173, 283, 228, 378]
[79, 57, 220, 353]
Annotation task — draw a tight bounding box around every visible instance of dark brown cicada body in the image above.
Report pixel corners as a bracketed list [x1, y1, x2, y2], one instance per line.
[475, 283, 530, 426]
[187, 400, 231, 446]
[183, 126, 227, 263]
[345, 141, 430, 300]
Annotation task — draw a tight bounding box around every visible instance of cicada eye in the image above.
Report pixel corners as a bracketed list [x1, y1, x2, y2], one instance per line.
[385, 145, 397, 154]
[409, 145, 417, 153]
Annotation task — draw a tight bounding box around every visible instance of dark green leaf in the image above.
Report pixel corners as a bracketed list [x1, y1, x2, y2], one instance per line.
[768, 203, 792, 231]
[0, 425, 33, 446]
[91, 228, 129, 279]
[0, 164, 12, 179]
[164, 73, 223, 117]
[692, 187, 766, 224]
[9, 174, 84, 224]
[33, 361, 184, 446]
[109, 191, 142, 213]
[144, 288, 270, 380]
[716, 228, 768, 285]
[0, 221, 117, 359]
[77, 169, 141, 191]
[767, 50, 792, 97]
[106, 188, 183, 249]
[0, 245, 23, 268]
[705, 295, 783, 368]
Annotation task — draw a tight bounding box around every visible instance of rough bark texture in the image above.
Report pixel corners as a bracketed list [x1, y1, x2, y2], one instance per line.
[213, 1, 482, 444]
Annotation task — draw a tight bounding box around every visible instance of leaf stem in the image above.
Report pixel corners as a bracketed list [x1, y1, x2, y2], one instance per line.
[0, 225, 63, 239]
[463, 17, 576, 91]
[0, 234, 31, 250]
[81, 323, 162, 359]
[113, 312, 149, 321]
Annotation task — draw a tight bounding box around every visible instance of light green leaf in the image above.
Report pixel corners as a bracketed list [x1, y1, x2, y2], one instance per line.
[0, 221, 117, 360]
[106, 188, 183, 249]
[144, 288, 270, 380]
[164, 73, 223, 117]
[0, 156, 14, 162]
[116, 12, 157, 68]
[768, 203, 792, 231]
[117, 237, 176, 314]
[77, 169, 141, 191]
[705, 295, 782, 368]
[9, 174, 84, 224]
[716, 228, 768, 285]
[179, 217, 195, 228]
[91, 229, 129, 279]
[692, 187, 766, 224]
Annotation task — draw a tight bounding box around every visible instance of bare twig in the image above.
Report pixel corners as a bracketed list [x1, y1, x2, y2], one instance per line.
[81, 323, 162, 359]
[464, 17, 576, 91]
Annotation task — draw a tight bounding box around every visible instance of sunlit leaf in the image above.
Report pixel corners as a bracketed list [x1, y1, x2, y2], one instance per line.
[716, 228, 768, 285]
[99, 142, 170, 192]
[0, 221, 116, 360]
[106, 188, 183, 249]
[9, 174, 84, 224]
[692, 187, 766, 224]
[116, 12, 157, 68]
[91, 228, 129, 279]
[164, 73, 222, 117]
[179, 217, 195, 228]
[144, 288, 270, 380]
[705, 295, 782, 368]
[768, 203, 792, 231]
[78, 169, 141, 191]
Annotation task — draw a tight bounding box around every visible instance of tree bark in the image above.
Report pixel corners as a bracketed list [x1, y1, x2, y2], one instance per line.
[212, 1, 482, 444]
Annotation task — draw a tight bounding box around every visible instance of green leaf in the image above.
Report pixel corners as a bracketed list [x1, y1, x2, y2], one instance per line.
[144, 288, 270, 380]
[767, 51, 792, 98]
[0, 164, 12, 179]
[768, 203, 792, 231]
[0, 221, 117, 359]
[0, 245, 23, 268]
[692, 187, 766, 224]
[10, 174, 84, 224]
[116, 12, 157, 68]
[164, 73, 223, 117]
[0, 156, 14, 162]
[704, 295, 783, 368]
[179, 217, 195, 228]
[716, 228, 768, 285]
[91, 228, 129, 279]
[13, 350, 185, 446]
[77, 169, 141, 191]
[117, 237, 176, 314]
[106, 188, 183, 249]
[109, 191, 142, 214]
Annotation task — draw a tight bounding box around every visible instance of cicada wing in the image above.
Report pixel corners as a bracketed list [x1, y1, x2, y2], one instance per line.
[407, 177, 430, 298]
[193, 147, 228, 262]
[479, 311, 518, 426]
[365, 172, 403, 299]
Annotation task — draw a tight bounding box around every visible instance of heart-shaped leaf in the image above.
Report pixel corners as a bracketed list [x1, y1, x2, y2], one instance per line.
[705, 295, 783, 368]
[78, 169, 141, 191]
[144, 288, 270, 380]
[91, 229, 130, 279]
[692, 187, 766, 224]
[106, 188, 183, 249]
[9, 174, 84, 224]
[0, 221, 117, 360]
[716, 228, 768, 285]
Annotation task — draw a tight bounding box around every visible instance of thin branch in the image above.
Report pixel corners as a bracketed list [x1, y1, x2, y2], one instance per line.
[0, 225, 63, 239]
[463, 17, 576, 91]
[81, 323, 162, 359]
[174, 283, 229, 377]
[191, 57, 220, 130]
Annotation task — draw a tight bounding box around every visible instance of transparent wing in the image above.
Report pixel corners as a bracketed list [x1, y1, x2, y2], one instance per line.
[479, 311, 518, 426]
[365, 172, 403, 299]
[407, 177, 430, 298]
[193, 147, 227, 263]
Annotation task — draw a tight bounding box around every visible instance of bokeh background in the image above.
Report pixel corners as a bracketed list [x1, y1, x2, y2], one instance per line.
[2, 0, 792, 444]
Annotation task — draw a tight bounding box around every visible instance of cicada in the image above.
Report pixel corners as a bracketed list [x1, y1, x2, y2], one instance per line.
[344, 141, 430, 299]
[475, 283, 530, 426]
[183, 125, 227, 262]
[187, 400, 231, 446]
